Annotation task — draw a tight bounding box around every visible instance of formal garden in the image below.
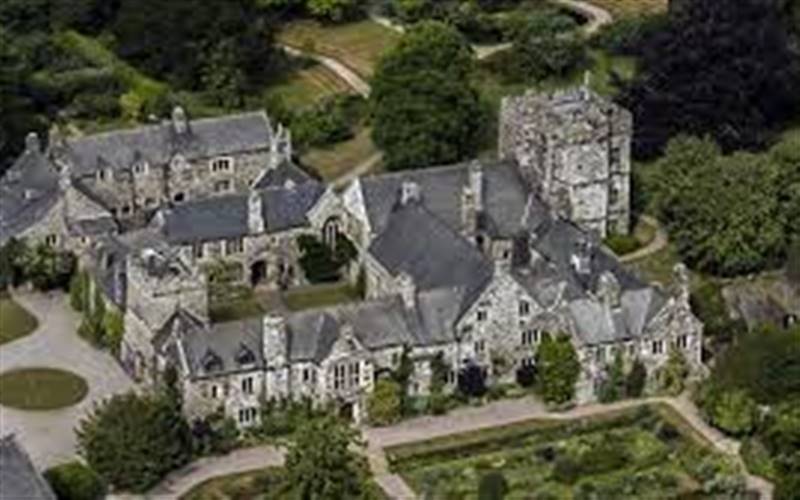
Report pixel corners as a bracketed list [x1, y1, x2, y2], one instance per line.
[0, 367, 88, 410]
[387, 405, 748, 499]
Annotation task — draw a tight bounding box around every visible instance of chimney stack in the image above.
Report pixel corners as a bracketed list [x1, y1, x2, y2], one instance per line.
[172, 106, 188, 135]
[570, 239, 594, 275]
[248, 190, 265, 235]
[400, 181, 421, 206]
[395, 272, 416, 310]
[25, 132, 42, 154]
[596, 271, 621, 308]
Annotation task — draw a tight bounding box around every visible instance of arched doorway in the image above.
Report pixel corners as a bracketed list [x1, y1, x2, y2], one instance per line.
[250, 260, 267, 287]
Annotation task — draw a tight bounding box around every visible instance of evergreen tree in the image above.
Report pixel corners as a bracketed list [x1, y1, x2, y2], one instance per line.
[535, 334, 580, 405]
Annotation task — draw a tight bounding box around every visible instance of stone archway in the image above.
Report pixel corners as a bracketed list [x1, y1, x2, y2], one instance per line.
[250, 260, 267, 287]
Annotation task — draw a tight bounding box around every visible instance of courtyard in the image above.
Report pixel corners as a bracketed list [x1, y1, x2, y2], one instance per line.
[0, 292, 134, 468]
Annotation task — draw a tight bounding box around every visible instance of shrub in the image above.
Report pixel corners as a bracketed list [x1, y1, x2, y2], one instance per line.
[787, 238, 800, 286]
[367, 379, 402, 426]
[478, 471, 508, 500]
[707, 388, 758, 436]
[496, 29, 587, 84]
[44, 461, 106, 500]
[190, 409, 239, 456]
[458, 363, 487, 399]
[658, 347, 688, 396]
[296, 234, 357, 283]
[516, 364, 536, 388]
[626, 358, 647, 398]
[604, 232, 641, 256]
[291, 95, 365, 150]
[590, 14, 667, 56]
[535, 334, 580, 405]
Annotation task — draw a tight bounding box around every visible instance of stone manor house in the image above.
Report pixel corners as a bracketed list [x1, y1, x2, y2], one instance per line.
[0, 87, 703, 425]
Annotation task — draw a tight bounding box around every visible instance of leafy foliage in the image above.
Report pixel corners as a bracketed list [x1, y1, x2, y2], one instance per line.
[458, 363, 487, 399]
[190, 409, 240, 456]
[76, 391, 192, 492]
[292, 94, 365, 150]
[535, 334, 580, 405]
[296, 233, 357, 283]
[658, 347, 688, 396]
[598, 351, 626, 403]
[371, 21, 485, 171]
[649, 136, 794, 276]
[625, 358, 647, 398]
[491, 26, 587, 84]
[701, 388, 758, 437]
[44, 461, 106, 500]
[616, 0, 800, 158]
[284, 415, 374, 499]
[367, 378, 402, 426]
[478, 471, 508, 500]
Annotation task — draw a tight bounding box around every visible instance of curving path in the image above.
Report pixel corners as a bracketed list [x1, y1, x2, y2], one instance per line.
[620, 214, 670, 263]
[147, 395, 773, 500]
[0, 291, 135, 469]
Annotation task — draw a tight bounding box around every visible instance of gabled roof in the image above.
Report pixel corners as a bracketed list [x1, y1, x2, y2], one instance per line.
[253, 160, 313, 190]
[358, 161, 532, 239]
[0, 150, 61, 244]
[58, 111, 272, 175]
[0, 435, 56, 500]
[368, 202, 493, 297]
[160, 181, 324, 244]
[177, 316, 265, 378]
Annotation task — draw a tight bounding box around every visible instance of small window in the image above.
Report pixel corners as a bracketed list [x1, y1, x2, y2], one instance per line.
[477, 310, 488, 322]
[446, 370, 456, 385]
[610, 146, 622, 165]
[211, 157, 233, 172]
[45, 234, 58, 247]
[210, 385, 218, 399]
[519, 301, 530, 317]
[132, 162, 148, 175]
[241, 377, 254, 395]
[474, 340, 485, 354]
[521, 357, 535, 368]
[214, 179, 232, 193]
[609, 185, 620, 206]
[173, 192, 186, 203]
[225, 237, 244, 255]
[628, 342, 637, 357]
[302, 368, 311, 383]
[652, 340, 664, 355]
[677, 335, 688, 350]
[96, 169, 106, 181]
[121, 205, 131, 216]
[521, 329, 539, 346]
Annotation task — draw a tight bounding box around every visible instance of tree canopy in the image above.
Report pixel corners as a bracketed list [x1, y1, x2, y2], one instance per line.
[649, 135, 797, 276]
[617, 0, 800, 159]
[371, 21, 485, 171]
[535, 334, 580, 405]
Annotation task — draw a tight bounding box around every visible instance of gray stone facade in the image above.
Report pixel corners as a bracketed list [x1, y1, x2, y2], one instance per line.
[0, 87, 703, 428]
[499, 87, 633, 237]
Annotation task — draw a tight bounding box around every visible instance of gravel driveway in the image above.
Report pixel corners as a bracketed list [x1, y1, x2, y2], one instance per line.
[0, 291, 135, 469]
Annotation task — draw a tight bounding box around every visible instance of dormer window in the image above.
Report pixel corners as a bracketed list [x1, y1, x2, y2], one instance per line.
[236, 344, 256, 365]
[214, 179, 232, 193]
[202, 350, 223, 373]
[211, 157, 233, 172]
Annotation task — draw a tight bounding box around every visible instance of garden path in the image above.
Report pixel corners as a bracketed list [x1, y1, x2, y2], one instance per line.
[0, 291, 134, 469]
[146, 395, 773, 499]
[620, 215, 670, 263]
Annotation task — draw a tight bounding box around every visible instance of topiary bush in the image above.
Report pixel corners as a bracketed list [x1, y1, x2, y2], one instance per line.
[44, 461, 106, 500]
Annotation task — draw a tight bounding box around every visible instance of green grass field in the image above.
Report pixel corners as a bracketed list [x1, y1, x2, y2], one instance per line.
[0, 295, 38, 346]
[278, 20, 401, 78]
[283, 283, 361, 311]
[302, 127, 381, 182]
[389, 405, 742, 499]
[0, 368, 88, 410]
[265, 63, 354, 109]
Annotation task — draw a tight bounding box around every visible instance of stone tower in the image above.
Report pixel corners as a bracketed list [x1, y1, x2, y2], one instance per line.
[498, 86, 633, 238]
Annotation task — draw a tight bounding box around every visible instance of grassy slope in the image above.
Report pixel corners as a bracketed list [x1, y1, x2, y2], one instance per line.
[0, 295, 39, 346]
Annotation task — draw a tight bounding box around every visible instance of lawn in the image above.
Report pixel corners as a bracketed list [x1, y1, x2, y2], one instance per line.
[277, 20, 401, 78]
[0, 295, 38, 346]
[0, 368, 88, 410]
[388, 404, 744, 499]
[209, 285, 266, 324]
[181, 468, 284, 500]
[301, 127, 381, 182]
[283, 282, 361, 311]
[265, 62, 354, 109]
[586, 0, 668, 17]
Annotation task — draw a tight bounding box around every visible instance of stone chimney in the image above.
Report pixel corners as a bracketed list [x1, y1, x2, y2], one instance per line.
[269, 123, 293, 169]
[596, 271, 621, 308]
[672, 263, 690, 305]
[172, 106, 189, 135]
[400, 181, 421, 206]
[25, 132, 42, 154]
[491, 239, 513, 272]
[395, 272, 416, 310]
[262, 315, 287, 368]
[248, 190, 265, 235]
[570, 239, 594, 276]
[461, 186, 478, 237]
[469, 162, 483, 210]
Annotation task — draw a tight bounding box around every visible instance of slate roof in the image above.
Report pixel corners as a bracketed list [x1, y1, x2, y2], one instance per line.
[161, 181, 324, 244]
[359, 160, 532, 239]
[0, 435, 57, 500]
[58, 111, 272, 175]
[176, 315, 265, 378]
[253, 160, 313, 190]
[0, 150, 61, 244]
[368, 202, 493, 298]
[286, 296, 418, 362]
